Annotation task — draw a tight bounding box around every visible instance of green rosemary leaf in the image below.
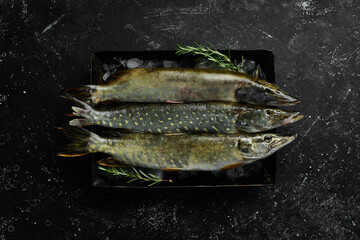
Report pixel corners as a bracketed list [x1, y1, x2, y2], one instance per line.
[148, 181, 159, 187]
[139, 169, 148, 178]
[127, 178, 138, 183]
[98, 165, 172, 187]
[148, 173, 159, 178]
[176, 42, 249, 73]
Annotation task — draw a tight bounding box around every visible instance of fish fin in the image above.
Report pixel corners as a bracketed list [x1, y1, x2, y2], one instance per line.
[69, 118, 89, 127]
[164, 100, 184, 103]
[60, 86, 94, 105]
[97, 157, 130, 168]
[221, 162, 244, 170]
[162, 133, 184, 136]
[71, 104, 93, 119]
[72, 106, 87, 117]
[57, 126, 94, 157]
[98, 129, 136, 138]
[161, 167, 183, 171]
[67, 99, 95, 127]
[117, 128, 142, 133]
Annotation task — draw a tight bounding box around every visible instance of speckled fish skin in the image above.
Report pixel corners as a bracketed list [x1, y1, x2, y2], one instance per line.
[58, 127, 297, 171]
[61, 68, 299, 106]
[69, 100, 304, 133]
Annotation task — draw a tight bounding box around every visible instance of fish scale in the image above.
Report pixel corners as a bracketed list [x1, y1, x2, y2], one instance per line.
[69, 100, 304, 134]
[61, 68, 300, 106]
[98, 133, 240, 170]
[58, 127, 297, 171]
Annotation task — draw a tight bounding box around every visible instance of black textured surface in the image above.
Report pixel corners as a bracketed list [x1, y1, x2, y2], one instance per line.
[1, 0, 359, 239]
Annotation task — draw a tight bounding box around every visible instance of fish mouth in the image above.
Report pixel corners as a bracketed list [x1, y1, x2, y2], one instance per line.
[267, 97, 300, 107]
[284, 134, 297, 144]
[282, 112, 304, 125]
[273, 134, 297, 149]
[274, 92, 300, 106]
[278, 98, 300, 106]
[260, 134, 297, 158]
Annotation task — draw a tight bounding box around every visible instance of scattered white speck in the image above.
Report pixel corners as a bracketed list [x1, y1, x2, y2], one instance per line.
[21, 0, 28, 19]
[295, 0, 315, 14]
[7, 225, 15, 232]
[42, 14, 65, 34]
[329, 88, 352, 117]
[0, 94, 7, 104]
[259, 30, 273, 38]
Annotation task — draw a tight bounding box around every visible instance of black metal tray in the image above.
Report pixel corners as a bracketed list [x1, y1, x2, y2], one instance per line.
[90, 50, 276, 188]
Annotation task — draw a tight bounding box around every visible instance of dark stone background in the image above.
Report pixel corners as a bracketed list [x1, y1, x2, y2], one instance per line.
[0, 0, 359, 239]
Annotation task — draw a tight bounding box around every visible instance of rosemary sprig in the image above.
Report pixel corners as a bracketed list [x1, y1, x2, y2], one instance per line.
[176, 42, 240, 72]
[175, 42, 261, 78]
[98, 166, 173, 186]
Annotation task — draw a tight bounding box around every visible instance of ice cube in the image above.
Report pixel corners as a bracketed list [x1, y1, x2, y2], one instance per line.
[103, 63, 110, 72]
[238, 59, 266, 79]
[224, 166, 246, 179]
[163, 60, 178, 68]
[126, 58, 143, 69]
[144, 60, 163, 68]
[114, 57, 127, 69]
[103, 72, 111, 81]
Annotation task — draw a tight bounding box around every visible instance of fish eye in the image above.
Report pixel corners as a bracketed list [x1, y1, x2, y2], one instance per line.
[265, 110, 272, 115]
[241, 148, 249, 153]
[264, 89, 272, 95]
[264, 135, 272, 142]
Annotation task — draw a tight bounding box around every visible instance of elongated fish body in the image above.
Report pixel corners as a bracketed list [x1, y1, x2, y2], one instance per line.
[70, 100, 303, 133]
[58, 127, 297, 171]
[61, 68, 299, 106]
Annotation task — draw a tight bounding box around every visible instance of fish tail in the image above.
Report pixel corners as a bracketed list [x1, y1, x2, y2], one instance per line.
[69, 118, 89, 127]
[57, 126, 98, 157]
[66, 97, 96, 127]
[72, 106, 88, 117]
[69, 105, 93, 127]
[60, 85, 95, 105]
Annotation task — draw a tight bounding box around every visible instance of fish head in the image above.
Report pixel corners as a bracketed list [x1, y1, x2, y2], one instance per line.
[236, 108, 304, 133]
[236, 133, 297, 159]
[235, 79, 300, 106]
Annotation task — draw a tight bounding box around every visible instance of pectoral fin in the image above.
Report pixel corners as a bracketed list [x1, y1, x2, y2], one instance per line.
[161, 167, 183, 171]
[221, 162, 244, 170]
[164, 100, 184, 103]
[163, 133, 185, 136]
[97, 157, 131, 168]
